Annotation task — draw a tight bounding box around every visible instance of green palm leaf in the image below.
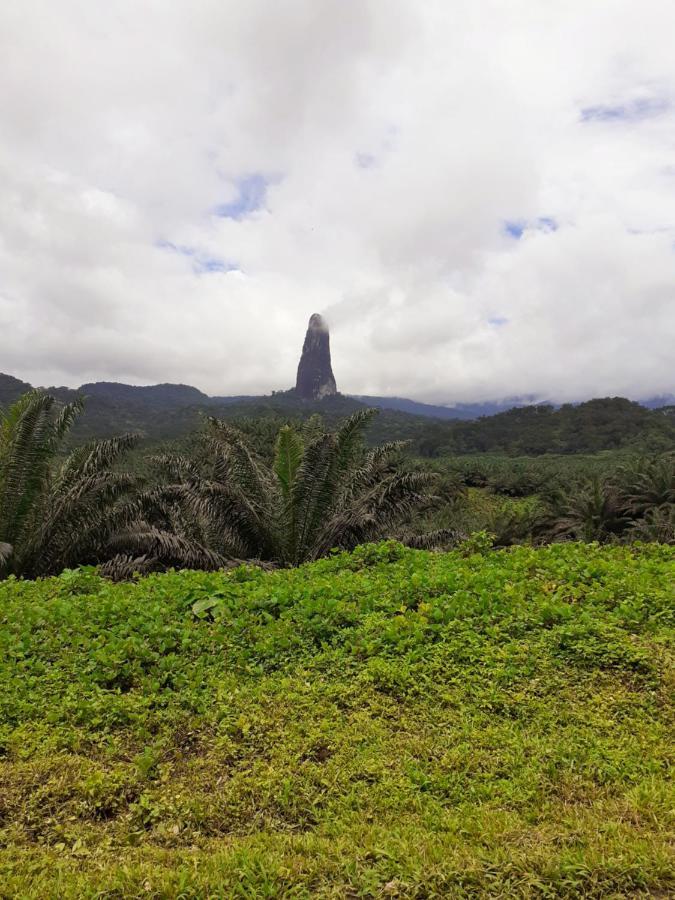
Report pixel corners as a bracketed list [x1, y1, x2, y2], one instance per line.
[274, 425, 304, 499]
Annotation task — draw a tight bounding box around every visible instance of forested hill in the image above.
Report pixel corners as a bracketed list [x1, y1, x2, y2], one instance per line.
[0, 373, 32, 407]
[417, 397, 675, 456]
[0, 372, 674, 454]
[0, 374, 377, 442]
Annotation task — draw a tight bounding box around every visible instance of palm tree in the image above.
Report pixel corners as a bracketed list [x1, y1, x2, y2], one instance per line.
[546, 476, 628, 543]
[0, 390, 218, 579]
[628, 505, 675, 544]
[0, 391, 138, 577]
[617, 454, 675, 518]
[153, 409, 441, 567]
[0, 392, 114, 575]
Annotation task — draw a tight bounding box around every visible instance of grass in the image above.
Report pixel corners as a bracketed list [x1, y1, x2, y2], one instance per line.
[0, 540, 673, 898]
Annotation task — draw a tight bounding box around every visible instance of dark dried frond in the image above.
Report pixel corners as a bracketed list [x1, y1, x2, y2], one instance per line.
[398, 528, 465, 550]
[109, 525, 226, 571]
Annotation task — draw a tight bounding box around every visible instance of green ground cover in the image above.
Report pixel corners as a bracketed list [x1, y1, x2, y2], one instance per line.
[0, 541, 673, 898]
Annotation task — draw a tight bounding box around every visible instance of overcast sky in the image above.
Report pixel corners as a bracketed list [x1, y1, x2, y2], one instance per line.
[1, 1, 674, 403]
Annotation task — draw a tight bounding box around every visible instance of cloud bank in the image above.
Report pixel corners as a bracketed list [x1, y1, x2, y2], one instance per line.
[1, 0, 674, 402]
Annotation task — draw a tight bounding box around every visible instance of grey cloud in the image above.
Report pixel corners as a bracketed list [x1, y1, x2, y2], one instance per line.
[0, 1, 674, 401]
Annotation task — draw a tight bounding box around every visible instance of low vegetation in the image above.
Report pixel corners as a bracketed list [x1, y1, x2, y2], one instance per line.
[0, 541, 672, 897]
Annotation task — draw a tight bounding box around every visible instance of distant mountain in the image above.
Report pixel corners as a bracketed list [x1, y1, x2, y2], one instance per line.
[0, 374, 372, 443]
[77, 381, 210, 407]
[353, 393, 675, 421]
[423, 397, 675, 456]
[641, 394, 675, 409]
[1, 372, 674, 454]
[351, 395, 541, 420]
[209, 395, 259, 406]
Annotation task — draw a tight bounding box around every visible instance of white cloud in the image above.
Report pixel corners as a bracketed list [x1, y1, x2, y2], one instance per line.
[0, 0, 674, 401]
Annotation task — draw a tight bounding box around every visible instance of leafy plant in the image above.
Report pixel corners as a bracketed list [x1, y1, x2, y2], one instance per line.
[617, 453, 675, 517]
[545, 476, 629, 543]
[0, 390, 225, 579]
[151, 409, 441, 566]
[0, 391, 140, 577]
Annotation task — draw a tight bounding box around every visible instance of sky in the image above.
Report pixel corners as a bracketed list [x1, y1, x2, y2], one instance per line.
[1, 0, 674, 404]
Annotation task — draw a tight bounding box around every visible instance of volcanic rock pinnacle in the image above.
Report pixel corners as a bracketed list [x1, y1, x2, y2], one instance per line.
[295, 313, 337, 400]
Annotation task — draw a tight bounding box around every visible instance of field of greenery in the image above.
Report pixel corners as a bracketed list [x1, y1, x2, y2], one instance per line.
[410, 448, 675, 551]
[1, 540, 672, 898]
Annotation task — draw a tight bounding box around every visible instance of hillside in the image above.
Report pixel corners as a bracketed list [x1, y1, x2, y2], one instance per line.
[0, 373, 31, 408]
[0, 541, 672, 897]
[1, 372, 674, 453]
[0, 376, 531, 423]
[417, 398, 675, 456]
[0, 374, 375, 442]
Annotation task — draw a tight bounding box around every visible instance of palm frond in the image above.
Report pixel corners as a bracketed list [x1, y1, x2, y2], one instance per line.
[290, 433, 339, 564]
[301, 414, 325, 444]
[57, 433, 139, 484]
[50, 396, 85, 445]
[207, 418, 274, 513]
[108, 526, 226, 571]
[398, 528, 465, 550]
[618, 454, 675, 516]
[0, 392, 61, 544]
[274, 425, 304, 499]
[98, 554, 157, 581]
[333, 408, 379, 473]
[148, 453, 202, 481]
[627, 505, 675, 544]
[0, 391, 148, 578]
[546, 476, 628, 542]
[0, 541, 12, 569]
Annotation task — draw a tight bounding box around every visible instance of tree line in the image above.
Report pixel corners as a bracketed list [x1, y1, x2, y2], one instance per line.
[415, 398, 675, 457]
[0, 391, 673, 580]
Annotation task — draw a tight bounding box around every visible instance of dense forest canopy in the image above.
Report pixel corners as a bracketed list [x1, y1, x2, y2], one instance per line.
[416, 398, 675, 456]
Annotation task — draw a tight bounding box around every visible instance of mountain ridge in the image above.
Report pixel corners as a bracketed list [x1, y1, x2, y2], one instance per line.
[3, 372, 672, 420]
[1, 372, 673, 453]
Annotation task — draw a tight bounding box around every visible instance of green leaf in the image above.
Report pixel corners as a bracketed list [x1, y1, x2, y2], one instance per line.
[191, 595, 223, 617]
[274, 425, 304, 499]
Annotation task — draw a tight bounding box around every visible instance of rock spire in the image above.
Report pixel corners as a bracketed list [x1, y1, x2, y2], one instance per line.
[295, 313, 337, 400]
